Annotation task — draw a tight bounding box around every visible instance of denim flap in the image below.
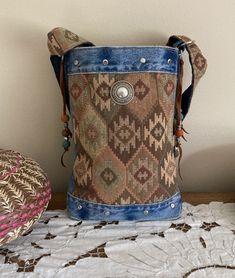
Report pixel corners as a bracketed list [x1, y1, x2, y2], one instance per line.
[65, 46, 179, 74]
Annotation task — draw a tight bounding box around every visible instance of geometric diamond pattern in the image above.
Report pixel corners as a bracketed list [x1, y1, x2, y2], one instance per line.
[72, 141, 93, 198]
[69, 74, 90, 121]
[100, 167, 117, 186]
[70, 83, 83, 101]
[160, 150, 176, 187]
[156, 73, 176, 134]
[126, 145, 159, 203]
[90, 74, 120, 123]
[143, 103, 168, 158]
[164, 80, 175, 96]
[91, 74, 115, 107]
[134, 165, 152, 184]
[69, 72, 178, 205]
[194, 53, 206, 71]
[108, 106, 142, 165]
[133, 79, 150, 101]
[73, 152, 92, 188]
[93, 147, 125, 204]
[124, 73, 158, 120]
[79, 104, 107, 160]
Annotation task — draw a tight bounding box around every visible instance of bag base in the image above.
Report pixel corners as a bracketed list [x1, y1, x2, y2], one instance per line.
[67, 191, 182, 221]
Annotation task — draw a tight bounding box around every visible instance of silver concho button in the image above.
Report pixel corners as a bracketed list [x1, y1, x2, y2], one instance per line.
[110, 81, 134, 105]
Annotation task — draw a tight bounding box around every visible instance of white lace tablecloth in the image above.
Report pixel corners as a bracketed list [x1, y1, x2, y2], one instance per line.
[0, 202, 234, 278]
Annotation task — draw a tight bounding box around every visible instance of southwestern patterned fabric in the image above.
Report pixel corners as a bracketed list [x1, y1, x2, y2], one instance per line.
[47, 27, 92, 56]
[176, 35, 207, 88]
[69, 72, 178, 205]
[47, 27, 207, 220]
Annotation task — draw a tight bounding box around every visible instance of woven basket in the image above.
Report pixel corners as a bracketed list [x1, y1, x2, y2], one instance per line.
[0, 150, 51, 246]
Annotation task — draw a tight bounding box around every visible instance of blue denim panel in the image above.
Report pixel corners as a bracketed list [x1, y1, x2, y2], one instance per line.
[67, 191, 182, 221]
[65, 46, 179, 74]
[67, 176, 182, 221]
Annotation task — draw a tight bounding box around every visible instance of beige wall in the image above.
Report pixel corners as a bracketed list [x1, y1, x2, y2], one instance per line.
[0, 0, 234, 192]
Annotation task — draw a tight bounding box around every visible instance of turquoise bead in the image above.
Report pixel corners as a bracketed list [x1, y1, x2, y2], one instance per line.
[63, 140, 71, 149]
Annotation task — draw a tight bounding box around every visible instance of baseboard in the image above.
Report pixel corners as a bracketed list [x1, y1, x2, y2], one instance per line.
[47, 192, 235, 210]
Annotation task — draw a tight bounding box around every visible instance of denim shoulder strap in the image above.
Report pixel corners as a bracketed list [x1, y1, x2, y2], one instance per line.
[167, 35, 207, 120]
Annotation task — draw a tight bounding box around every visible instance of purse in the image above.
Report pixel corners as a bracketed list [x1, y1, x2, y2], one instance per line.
[47, 27, 207, 221]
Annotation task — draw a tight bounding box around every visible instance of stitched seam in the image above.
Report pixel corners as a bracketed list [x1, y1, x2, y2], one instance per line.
[67, 70, 178, 75]
[67, 191, 181, 208]
[72, 46, 179, 53]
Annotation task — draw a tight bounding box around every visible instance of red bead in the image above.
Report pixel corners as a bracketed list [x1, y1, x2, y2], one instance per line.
[175, 129, 184, 137]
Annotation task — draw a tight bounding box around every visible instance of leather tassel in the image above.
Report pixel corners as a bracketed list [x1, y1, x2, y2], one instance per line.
[182, 126, 189, 134]
[60, 149, 68, 168]
[178, 144, 183, 180]
[174, 58, 185, 180]
[59, 58, 72, 168]
[61, 149, 67, 168]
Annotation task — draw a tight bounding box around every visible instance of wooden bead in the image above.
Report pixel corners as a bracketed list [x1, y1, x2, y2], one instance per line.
[174, 129, 184, 137]
[62, 129, 70, 137]
[61, 114, 69, 123]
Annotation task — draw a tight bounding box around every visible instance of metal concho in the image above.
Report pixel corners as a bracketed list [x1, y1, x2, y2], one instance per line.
[110, 81, 134, 105]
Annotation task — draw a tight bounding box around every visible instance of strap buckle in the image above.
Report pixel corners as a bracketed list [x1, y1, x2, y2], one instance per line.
[178, 40, 195, 56]
[179, 40, 195, 48]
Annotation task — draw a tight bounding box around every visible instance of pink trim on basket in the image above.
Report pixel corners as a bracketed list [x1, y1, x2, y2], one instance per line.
[0, 181, 51, 240]
[0, 150, 52, 246]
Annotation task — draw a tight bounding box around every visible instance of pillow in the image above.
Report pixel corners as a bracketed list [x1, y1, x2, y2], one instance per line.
[0, 150, 51, 246]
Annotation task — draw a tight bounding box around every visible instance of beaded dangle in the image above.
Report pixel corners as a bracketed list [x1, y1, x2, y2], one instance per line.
[173, 58, 188, 179]
[60, 58, 72, 167]
[61, 114, 72, 167]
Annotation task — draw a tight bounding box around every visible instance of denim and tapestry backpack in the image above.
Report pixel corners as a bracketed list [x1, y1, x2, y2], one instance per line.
[47, 27, 207, 221]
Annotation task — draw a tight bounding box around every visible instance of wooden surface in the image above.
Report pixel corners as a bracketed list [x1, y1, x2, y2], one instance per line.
[47, 192, 235, 210]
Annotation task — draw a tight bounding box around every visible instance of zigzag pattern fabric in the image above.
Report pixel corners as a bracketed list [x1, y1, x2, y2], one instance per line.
[70, 73, 178, 204]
